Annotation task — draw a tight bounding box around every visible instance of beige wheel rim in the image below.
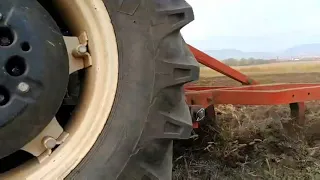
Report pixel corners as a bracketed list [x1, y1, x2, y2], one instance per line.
[1, 0, 118, 179]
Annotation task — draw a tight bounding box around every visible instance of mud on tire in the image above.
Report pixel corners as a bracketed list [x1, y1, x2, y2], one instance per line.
[66, 0, 199, 179]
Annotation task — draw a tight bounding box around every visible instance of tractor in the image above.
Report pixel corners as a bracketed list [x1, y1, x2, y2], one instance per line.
[0, 0, 319, 179]
[0, 0, 198, 179]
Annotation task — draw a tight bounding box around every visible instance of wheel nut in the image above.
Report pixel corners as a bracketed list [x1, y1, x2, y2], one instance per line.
[77, 45, 87, 54]
[43, 136, 57, 149]
[196, 108, 206, 122]
[11, 66, 21, 76]
[17, 82, 30, 93]
[0, 37, 11, 46]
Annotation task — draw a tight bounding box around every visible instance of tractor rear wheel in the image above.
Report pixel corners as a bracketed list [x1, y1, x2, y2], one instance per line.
[0, 0, 198, 179]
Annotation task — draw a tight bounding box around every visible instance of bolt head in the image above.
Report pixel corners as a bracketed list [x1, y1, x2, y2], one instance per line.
[11, 67, 21, 76]
[196, 108, 206, 121]
[43, 136, 57, 149]
[0, 37, 11, 46]
[77, 45, 87, 54]
[17, 82, 30, 93]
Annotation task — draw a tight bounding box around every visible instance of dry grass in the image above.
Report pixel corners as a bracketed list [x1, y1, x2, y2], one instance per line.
[173, 103, 320, 180]
[173, 71, 320, 180]
[200, 61, 320, 77]
[197, 72, 320, 87]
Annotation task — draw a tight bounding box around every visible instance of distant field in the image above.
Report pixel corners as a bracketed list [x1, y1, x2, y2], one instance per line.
[200, 60, 320, 77]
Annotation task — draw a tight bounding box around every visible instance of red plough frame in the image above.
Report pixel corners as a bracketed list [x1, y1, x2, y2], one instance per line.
[186, 45, 320, 127]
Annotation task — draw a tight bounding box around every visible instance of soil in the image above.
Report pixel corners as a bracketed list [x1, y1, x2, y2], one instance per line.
[196, 72, 320, 86]
[173, 73, 320, 180]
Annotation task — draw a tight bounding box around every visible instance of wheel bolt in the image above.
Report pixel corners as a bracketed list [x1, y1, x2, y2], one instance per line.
[77, 45, 87, 54]
[11, 66, 21, 76]
[0, 13, 3, 21]
[43, 136, 57, 149]
[17, 82, 30, 93]
[0, 37, 11, 46]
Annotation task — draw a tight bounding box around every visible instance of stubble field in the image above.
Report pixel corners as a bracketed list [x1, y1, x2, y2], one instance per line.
[173, 61, 320, 180]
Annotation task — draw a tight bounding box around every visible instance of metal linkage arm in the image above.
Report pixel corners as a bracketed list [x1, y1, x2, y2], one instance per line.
[188, 45, 258, 85]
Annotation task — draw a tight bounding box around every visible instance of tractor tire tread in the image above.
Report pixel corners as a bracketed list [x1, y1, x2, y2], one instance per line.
[66, 0, 198, 179]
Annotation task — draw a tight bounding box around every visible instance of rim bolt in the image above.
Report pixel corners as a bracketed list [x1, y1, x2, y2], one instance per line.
[77, 45, 87, 54]
[43, 136, 57, 149]
[0, 13, 3, 20]
[72, 44, 88, 58]
[11, 66, 21, 76]
[0, 37, 10, 46]
[17, 82, 30, 93]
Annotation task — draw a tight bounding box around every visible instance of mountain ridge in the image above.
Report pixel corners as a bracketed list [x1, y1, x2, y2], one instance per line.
[204, 43, 320, 60]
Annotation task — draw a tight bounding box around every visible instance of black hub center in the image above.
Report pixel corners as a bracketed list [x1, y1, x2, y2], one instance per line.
[0, 0, 69, 158]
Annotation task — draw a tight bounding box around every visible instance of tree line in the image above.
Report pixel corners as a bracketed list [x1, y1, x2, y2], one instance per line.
[222, 58, 278, 66]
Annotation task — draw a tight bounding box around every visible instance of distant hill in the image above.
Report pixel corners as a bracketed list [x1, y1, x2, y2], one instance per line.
[205, 44, 320, 60]
[205, 49, 275, 60]
[282, 44, 320, 58]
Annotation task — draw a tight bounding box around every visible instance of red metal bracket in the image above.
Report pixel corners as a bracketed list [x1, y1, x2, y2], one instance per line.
[186, 83, 320, 106]
[185, 84, 319, 127]
[186, 46, 320, 127]
[188, 45, 258, 85]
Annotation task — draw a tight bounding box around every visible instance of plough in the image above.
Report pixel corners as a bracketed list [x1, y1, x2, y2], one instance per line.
[186, 45, 320, 128]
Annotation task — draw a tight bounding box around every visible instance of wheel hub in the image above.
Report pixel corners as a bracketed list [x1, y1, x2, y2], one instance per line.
[0, 0, 69, 158]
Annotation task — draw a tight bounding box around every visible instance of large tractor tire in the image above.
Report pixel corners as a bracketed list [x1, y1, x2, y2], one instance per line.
[0, 0, 198, 179]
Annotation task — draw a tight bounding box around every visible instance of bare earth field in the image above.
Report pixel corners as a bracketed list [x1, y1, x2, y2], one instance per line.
[200, 61, 320, 78]
[173, 67, 320, 179]
[197, 72, 320, 86]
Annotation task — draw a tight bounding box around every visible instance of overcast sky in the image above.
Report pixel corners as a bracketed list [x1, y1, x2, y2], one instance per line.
[182, 0, 320, 52]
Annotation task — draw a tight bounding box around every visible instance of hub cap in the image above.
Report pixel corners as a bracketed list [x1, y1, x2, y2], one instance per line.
[0, 0, 69, 158]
